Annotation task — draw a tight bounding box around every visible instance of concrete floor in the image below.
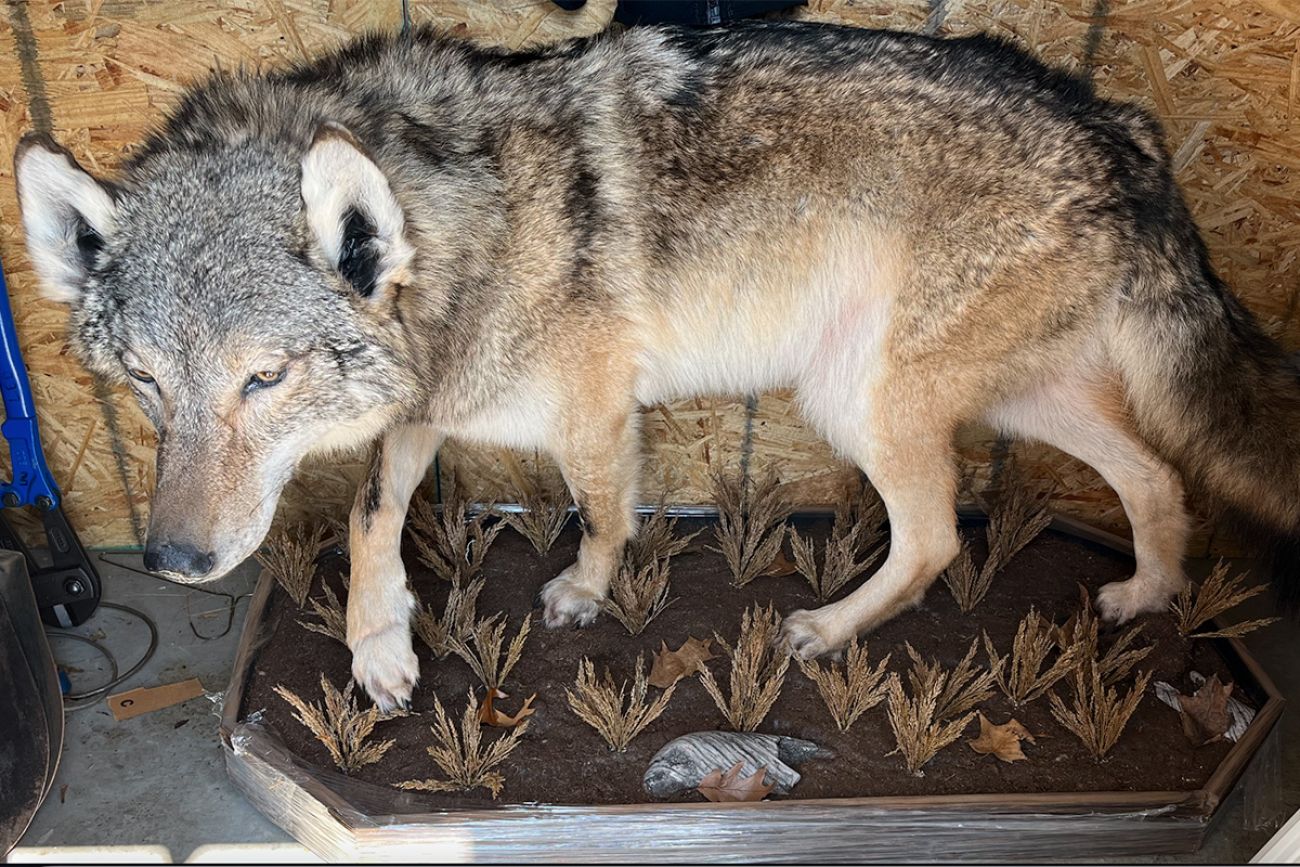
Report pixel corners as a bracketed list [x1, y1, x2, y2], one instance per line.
[4, 554, 1297, 863]
[7, 553, 313, 864]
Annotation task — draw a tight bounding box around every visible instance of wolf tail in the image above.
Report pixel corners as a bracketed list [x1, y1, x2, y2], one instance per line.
[1108, 123, 1300, 611]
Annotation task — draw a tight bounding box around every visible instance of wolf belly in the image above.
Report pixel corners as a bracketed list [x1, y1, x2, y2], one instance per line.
[631, 231, 898, 416]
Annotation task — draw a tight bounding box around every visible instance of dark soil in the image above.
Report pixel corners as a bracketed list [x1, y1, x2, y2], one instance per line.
[241, 516, 1246, 808]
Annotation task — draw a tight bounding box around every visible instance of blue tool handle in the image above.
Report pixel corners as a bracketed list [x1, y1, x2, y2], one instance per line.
[0, 262, 60, 510]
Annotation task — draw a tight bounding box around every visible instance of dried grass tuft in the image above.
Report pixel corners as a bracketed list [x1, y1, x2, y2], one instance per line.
[274, 675, 393, 774]
[981, 480, 1053, 578]
[983, 608, 1081, 708]
[1048, 658, 1152, 760]
[257, 522, 327, 607]
[298, 582, 348, 646]
[397, 690, 528, 799]
[833, 480, 890, 564]
[499, 472, 572, 554]
[709, 470, 793, 587]
[884, 642, 993, 777]
[905, 639, 997, 722]
[940, 544, 981, 613]
[885, 677, 971, 777]
[699, 603, 790, 731]
[447, 613, 531, 690]
[323, 514, 351, 564]
[797, 638, 891, 732]
[624, 504, 701, 574]
[566, 657, 677, 751]
[787, 496, 887, 603]
[1170, 562, 1279, 639]
[602, 505, 699, 636]
[1057, 586, 1153, 686]
[943, 477, 1051, 613]
[408, 478, 504, 583]
[413, 577, 485, 659]
[603, 558, 674, 636]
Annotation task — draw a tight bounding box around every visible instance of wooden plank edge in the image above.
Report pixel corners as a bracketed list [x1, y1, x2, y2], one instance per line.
[220, 567, 275, 744]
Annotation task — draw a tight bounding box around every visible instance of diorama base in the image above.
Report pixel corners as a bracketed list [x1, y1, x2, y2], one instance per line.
[220, 511, 1283, 862]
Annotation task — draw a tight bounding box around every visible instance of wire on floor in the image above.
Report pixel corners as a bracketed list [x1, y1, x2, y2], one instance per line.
[45, 601, 158, 710]
[96, 552, 253, 640]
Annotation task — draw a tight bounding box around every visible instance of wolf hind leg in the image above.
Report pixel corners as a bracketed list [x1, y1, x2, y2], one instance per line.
[783, 395, 961, 657]
[347, 423, 442, 711]
[988, 363, 1190, 623]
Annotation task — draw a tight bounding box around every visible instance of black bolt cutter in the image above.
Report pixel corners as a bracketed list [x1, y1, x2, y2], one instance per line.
[0, 259, 100, 627]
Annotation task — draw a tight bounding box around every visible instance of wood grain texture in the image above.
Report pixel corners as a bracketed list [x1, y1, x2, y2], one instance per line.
[1, 0, 1296, 551]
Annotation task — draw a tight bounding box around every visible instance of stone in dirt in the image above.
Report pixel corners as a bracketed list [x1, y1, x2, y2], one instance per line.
[643, 731, 829, 798]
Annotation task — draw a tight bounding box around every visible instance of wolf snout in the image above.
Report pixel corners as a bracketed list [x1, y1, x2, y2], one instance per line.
[143, 539, 215, 580]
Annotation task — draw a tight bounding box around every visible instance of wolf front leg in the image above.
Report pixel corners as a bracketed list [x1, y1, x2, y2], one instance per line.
[537, 402, 641, 629]
[347, 423, 442, 711]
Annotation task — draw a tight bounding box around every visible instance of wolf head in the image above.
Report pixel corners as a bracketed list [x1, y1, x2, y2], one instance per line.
[13, 125, 420, 582]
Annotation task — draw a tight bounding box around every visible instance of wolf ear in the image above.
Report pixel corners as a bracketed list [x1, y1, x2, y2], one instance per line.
[14, 133, 118, 304]
[301, 124, 412, 299]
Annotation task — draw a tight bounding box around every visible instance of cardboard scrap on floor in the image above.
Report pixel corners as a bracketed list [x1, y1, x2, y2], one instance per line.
[107, 677, 205, 721]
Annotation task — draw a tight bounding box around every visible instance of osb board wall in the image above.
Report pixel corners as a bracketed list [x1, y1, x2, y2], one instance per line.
[0, 0, 1296, 553]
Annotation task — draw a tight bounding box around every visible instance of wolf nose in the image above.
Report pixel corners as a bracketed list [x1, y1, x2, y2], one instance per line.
[144, 540, 214, 578]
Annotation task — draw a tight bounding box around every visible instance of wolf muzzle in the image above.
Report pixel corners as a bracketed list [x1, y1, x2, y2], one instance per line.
[143, 539, 214, 579]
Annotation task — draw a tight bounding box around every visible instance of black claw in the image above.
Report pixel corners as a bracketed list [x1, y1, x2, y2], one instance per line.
[572, 621, 585, 631]
[400, 698, 412, 711]
[532, 592, 544, 610]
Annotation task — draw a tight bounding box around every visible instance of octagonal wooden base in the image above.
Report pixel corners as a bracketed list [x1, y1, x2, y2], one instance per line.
[219, 513, 1284, 863]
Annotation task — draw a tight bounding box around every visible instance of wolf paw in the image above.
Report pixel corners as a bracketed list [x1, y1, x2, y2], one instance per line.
[537, 567, 604, 629]
[1096, 578, 1173, 625]
[781, 608, 851, 660]
[351, 623, 419, 713]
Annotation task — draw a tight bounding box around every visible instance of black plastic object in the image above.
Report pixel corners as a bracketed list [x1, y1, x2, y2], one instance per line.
[0, 507, 101, 627]
[551, 1, 808, 25]
[0, 258, 101, 627]
[0, 550, 62, 855]
[614, 1, 806, 25]
[616, 0, 800, 24]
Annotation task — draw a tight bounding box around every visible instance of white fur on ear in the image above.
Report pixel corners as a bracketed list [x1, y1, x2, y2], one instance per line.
[14, 137, 118, 304]
[301, 124, 412, 294]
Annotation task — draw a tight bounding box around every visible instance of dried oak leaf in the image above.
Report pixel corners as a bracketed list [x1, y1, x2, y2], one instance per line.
[760, 549, 799, 578]
[478, 688, 537, 729]
[1178, 675, 1232, 746]
[968, 712, 1036, 764]
[649, 637, 716, 689]
[697, 761, 775, 802]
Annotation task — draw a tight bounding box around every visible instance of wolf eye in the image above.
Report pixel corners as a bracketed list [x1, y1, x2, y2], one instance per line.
[127, 367, 154, 383]
[245, 368, 286, 392]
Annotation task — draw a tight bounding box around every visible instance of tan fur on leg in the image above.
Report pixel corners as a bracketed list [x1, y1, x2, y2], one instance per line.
[784, 399, 961, 658]
[988, 357, 1190, 623]
[538, 349, 641, 628]
[347, 423, 442, 710]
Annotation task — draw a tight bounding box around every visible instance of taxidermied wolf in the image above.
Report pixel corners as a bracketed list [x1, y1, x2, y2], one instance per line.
[16, 21, 1299, 710]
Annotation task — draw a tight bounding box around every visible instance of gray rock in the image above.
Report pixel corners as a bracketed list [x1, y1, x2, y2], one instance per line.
[643, 731, 830, 798]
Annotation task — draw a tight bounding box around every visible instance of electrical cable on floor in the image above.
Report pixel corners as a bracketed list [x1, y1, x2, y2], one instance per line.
[45, 548, 278, 707]
[45, 543, 336, 705]
[96, 539, 346, 639]
[45, 601, 158, 709]
[44, 630, 118, 687]
[96, 552, 254, 640]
